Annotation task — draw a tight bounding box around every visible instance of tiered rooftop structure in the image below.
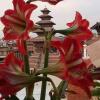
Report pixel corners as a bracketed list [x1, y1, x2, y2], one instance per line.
[34, 7, 55, 36]
[91, 22, 100, 35]
[32, 7, 59, 69]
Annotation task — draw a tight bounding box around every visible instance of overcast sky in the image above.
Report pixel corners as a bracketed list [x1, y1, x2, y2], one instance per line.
[0, 0, 100, 38]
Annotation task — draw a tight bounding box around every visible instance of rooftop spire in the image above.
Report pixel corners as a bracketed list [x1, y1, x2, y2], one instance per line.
[91, 22, 100, 35]
[34, 8, 55, 36]
[41, 7, 51, 14]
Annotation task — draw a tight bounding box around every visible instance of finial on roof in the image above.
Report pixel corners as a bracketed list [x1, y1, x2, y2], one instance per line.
[34, 8, 55, 36]
[91, 22, 100, 35]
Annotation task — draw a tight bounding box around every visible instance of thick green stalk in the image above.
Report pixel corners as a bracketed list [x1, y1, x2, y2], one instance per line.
[24, 84, 35, 100]
[23, 41, 34, 100]
[54, 26, 77, 35]
[40, 40, 49, 100]
[31, 76, 60, 100]
[23, 41, 30, 74]
[57, 81, 67, 99]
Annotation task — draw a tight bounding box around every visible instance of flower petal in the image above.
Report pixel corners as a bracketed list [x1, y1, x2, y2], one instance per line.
[42, 0, 63, 5]
[1, 0, 37, 55]
[67, 12, 93, 42]
[17, 39, 27, 55]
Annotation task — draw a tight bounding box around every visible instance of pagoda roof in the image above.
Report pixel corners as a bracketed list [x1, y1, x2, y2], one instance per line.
[33, 28, 55, 36]
[31, 36, 63, 42]
[32, 36, 45, 42]
[91, 22, 100, 29]
[36, 20, 55, 25]
[39, 14, 53, 18]
[91, 22, 100, 34]
[41, 8, 51, 13]
[33, 29, 44, 33]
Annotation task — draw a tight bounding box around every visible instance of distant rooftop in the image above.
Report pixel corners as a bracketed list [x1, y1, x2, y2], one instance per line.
[91, 22, 100, 34]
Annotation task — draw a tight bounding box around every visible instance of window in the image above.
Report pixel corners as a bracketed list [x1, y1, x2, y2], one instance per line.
[28, 51, 33, 56]
[0, 58, 4, 63]
[49, 47, 57, 53]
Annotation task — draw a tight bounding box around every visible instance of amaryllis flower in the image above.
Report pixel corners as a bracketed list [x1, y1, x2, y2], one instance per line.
[41, 0, 63, 5]
[38, 37, 93, 98]
[67, 84, 91, 100]
[0, 52, 35, 98]
[67, 12, 93, 42]
[53, 37, 93, 97]
[1, 0, 37, 54]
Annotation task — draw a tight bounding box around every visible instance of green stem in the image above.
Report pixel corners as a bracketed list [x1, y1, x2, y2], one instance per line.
[24, 84, 35, 100]
[49, 79, 60, 100]
[23, 41, 34, 100]
[33, 76, 59, 100]
[40, 40, 49, 100]
[57, 80, 67, 99]
[54, 26, 77, 35]
[23, 41, 30, 74]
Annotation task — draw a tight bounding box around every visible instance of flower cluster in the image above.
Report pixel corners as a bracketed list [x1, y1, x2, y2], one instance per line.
[0, 0, 97, 100]
[0, 52, 35, 99]
[37, 12, 94, 99]
[1, 0, 37, 55]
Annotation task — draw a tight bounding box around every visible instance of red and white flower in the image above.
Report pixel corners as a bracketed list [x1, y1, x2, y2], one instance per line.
[36, 12, 93, 99]
[40, 36, 93, 98]
[0, 53, 34, 98]
[52, 37, 93, 96]
[67, 12, 93, 42]
[1, 0, 37, 54]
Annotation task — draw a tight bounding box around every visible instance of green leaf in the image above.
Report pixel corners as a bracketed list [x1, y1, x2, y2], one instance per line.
[94, 81, 100, 87]
[92, 88, 100, 96]
[57, 80, 67, 99]
[54, 26, 77, 35]
[49, 80, 67, 100]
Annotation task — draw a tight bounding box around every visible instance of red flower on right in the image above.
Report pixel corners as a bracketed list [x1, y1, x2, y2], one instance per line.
[67, 12, 93, 42]
[51, 36, 93, 98]
[40, 12, 93, 99]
